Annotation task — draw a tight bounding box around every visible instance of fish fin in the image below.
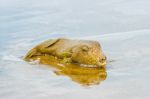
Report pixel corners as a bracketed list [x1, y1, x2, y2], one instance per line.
[24, 48, 37, 61]
[40, 39, 60, 48]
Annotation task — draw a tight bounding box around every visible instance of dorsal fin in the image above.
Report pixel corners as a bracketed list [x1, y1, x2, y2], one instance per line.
[40, 39, 60, 48]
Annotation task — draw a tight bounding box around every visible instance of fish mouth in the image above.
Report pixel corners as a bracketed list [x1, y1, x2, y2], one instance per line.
[98, 61, 106, 66]
[97, 55, 107, 67]
[96, 59, 107, 67]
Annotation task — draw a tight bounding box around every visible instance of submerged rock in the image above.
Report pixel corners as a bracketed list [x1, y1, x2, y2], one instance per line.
[24, 38, 106, 67]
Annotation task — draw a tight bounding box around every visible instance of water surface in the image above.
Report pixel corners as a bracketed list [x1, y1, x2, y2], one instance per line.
[0, 0, 150, 99]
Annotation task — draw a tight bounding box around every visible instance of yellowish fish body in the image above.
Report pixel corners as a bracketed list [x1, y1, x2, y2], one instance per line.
[24, 38, 107, 67]
[24, 38, 107, 85]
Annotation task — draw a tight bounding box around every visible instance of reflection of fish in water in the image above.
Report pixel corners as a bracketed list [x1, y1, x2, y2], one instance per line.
[30, 55, 107, 86]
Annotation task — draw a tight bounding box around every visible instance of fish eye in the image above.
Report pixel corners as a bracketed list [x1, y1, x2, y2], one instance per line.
[81, 45, 89, 51]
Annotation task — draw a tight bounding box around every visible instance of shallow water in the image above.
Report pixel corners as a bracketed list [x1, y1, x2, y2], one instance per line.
[0, 0, 150, 99]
